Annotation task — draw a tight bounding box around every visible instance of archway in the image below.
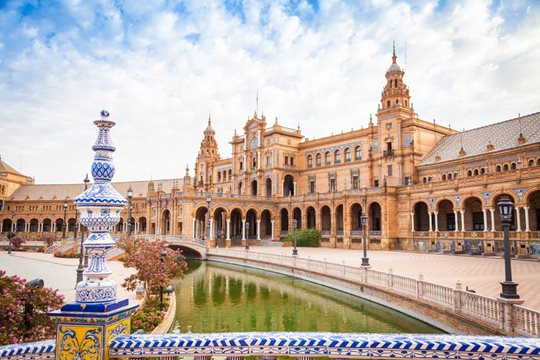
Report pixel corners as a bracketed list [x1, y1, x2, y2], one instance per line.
[261, 209, 272, 238]
[138, 217, 147, 233]
[283, 175, 295, 196]
[116, 218, 124, 233]
[251, 180, 258, 196]
[68, 218, 77, 232]
[321, 206, 331, 235]
[230, 208, 243, 241]
[491, 194, 516, 231]
[437, 200, 455, 231]
[2, 219, 12, 232]
[29, 218, 39, 232]
[335, 205, 344, 237]
[463, 197, 484, 231]
[265, 178, 272, 197]
[55, 218, 63, 232]
[414, 202, 429, 231]
[350, 203, 363, 232]
[293, 207, 302, 229]
[527, 190, 540, 231]
[306, 206, 316, 229]
[246, 209, 257, 239]
[280, 208, 289, 236]
[162, 209, 171, 235]
[213, 207, 227, 245]
[369, 202, 382, 231]
[16, 219, 26, 232]
[42, 218, 52, 232]
[195, 207, 209, 239]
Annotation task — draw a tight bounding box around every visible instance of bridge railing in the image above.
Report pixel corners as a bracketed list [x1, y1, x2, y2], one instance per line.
[208, 248, 540, 337]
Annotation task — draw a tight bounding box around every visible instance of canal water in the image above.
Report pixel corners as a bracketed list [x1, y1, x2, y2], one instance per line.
[171, 261, 444, 334]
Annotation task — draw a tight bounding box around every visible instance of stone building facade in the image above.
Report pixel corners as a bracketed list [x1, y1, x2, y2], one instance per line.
[1, 49, 539, 256]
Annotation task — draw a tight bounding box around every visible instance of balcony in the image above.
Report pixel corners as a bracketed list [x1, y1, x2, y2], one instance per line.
[383, 149, 394, 157]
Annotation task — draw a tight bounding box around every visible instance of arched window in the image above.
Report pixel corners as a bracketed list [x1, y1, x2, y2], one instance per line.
[334, 150, 341, 164]
[387, 100, 390, 108]
[529, 159, 535, 167]
[473, 169, 479, 176]
[316, 153, 322, 167]
[537, 158, 540, 166]
[503, 164, 509, 171]
[325, 152, 331, 165]
[228, 169, 232, 179]
[354, 146, 361, 160]
[496, 165, 501, 172]
[423, 177, 427, 184]
[442, 174, 446, 181]
[448, 173, 452, 180]
[394, 79, 398, 87]
[307, 155, 313, 168]
[344, 148, 351, 162]
[217, 172, 221, 182]
[252, 156, 257, 169]
[480, 168, 486, 174]
[510, 162, 517, 170]
[467, 170, 472, 177]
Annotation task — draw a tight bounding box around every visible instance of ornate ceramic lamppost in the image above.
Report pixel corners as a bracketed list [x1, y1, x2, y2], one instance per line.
[361, 214, 370, 267]
[498, 196, 519, 299]
[127, 186, 133, 238]
[50, 110, 137, 360]
[292, 219, 298, 256]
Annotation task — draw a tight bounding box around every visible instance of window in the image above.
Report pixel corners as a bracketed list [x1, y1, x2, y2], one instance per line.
[352, 175, 359, 189]
[218, 172, 221, 182]
[448, 173, 452, 180]
[374, 140, 379, 152]
[309, 180, 316, 194]
[325, 152, 331, 165]
[330, 178, 336, 192]
[387, 100, 390, 108]
[354, 146, 361, 160]
[472, 212, 484, 230]
[239, 161, 243, 170]
[503, 164, 509, 171]
[442, 174, 446, 181]
[496, 165, 501, 172]
[404, 132, 410, 147]
[404, 176, 411, 185]
[334, 150, 341, 164]
[529, 159, 535, 167]
[252, 156, 257, 169]
[511, 162, 517, 170]
[266, 155, 270, 167]
[387, 165, 393, 177]
[316, 153, 322, 167]
[285, 156, 289, 166]
[473, 169, 479, 176]
[467, 170, 472, 176]
[446, 213, 456, 231]
[291, 157, 294, 166]
[374, 179, 380, 187]
[307, 155, 313, 168]
[344, 148, 351, 162]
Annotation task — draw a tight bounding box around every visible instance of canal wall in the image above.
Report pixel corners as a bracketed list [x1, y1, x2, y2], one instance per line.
[207, 250, 518, 336]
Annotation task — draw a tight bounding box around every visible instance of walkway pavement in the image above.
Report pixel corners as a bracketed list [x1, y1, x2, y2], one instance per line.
[237, 246, 540, 311]
[0, 251, 139, 305]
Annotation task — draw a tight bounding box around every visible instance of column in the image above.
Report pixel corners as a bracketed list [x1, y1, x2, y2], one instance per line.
[226, 219, 231, 240]
[209, 219, 214, 240]
[410, 212, 415, 232]
[434, 211, 439, 232]
[270, 220, 275, 240]
[192, 218, 196, 238]
[460, 210, 465, 232]
[293, 181, 297, 196]
[428, 212, 433, 232]
[241, 219, 246, 240]
[524, 206, 530, 231]
[482, 209, 488, 232]
[454, 210, 459, 232]
[256, 220, 261, 240]
[516, 207, 521, 232]
[39, 222, 43, 233]
[490, 208, 495, 232]
[12, 222, 15, 232]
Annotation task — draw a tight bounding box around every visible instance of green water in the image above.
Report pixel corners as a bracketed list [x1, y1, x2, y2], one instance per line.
[171, 261, 444, 334]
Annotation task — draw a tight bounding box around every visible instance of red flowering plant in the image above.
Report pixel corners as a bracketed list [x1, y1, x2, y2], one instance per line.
[0, 270, 64, 345]
[9, 235, 25, 250]
[118, 238, 187, 299]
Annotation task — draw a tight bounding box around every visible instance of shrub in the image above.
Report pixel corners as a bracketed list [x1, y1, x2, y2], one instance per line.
[282, 228, 320, 247]
[6, 232, 16, 240]
[131, 296, 168, 333]
[53, 250, 79, 258]
[39, 235, 55, 247]
[10, 236, 25, 249]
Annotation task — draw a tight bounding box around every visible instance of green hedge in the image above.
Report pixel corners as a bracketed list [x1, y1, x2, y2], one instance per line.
[282, 228, 320, 247]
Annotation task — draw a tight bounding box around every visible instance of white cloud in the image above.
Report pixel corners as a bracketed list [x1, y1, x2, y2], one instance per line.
[0, 0, 538, 184]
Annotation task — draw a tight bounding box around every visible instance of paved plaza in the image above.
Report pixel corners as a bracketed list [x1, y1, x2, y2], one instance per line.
[1, 248, 539, 313]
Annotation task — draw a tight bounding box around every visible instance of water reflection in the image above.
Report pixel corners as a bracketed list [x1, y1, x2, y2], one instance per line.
[171, 261, 443, 334]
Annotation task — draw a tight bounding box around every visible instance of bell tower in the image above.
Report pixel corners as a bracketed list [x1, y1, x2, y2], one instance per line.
[378, 42, 413, 119]
[195, 115, 220, 192]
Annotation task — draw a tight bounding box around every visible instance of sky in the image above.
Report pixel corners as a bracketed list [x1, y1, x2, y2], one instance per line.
[0, 0, 539, 184]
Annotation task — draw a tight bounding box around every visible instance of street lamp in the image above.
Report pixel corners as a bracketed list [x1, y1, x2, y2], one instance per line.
[292, 219, 298, 256]
[76, 174, 90, 285]
[127, 186, 133, 238]
[206, 195, 211, 241]
[361, 213, 370, 266]
[498, 196, 519, 299]
[159, 250, 168, 311]
[62, 201, 68, 239]
[245, 221, 250, 250]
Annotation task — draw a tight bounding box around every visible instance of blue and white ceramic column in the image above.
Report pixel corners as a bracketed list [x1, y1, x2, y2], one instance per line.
[50, 111, 138, 360]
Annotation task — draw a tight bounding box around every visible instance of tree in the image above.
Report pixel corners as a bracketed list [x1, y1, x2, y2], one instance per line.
[10, 235, 25, 250]
[0, 271, 64, 345]
[118, 238, 187, 299]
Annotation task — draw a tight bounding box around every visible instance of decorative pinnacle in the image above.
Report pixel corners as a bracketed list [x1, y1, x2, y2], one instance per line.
[392, 41, 397, 64]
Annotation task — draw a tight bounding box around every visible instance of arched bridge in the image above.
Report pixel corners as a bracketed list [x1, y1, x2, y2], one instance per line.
[158, 235, 207, 259]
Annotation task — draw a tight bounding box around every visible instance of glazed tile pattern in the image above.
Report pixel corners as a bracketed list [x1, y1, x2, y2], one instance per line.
[109, 333, 540, 359]
[0, 340, 55, 360]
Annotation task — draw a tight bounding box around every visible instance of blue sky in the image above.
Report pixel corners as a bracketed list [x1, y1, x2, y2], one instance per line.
[0, 0, 539, 184]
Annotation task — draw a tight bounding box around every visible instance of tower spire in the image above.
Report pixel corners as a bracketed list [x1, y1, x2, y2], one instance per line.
[208, 112, 212, 127]
[392, 40, 397, 64]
